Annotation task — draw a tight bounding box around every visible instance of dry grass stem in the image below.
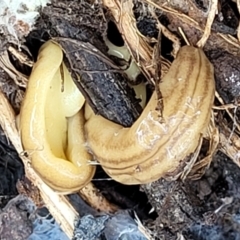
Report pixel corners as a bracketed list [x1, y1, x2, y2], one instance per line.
[0, 51, 28, 88]
[236, 0, 240, 41]
[215, 91, 240, 132]
[8, 46, 33, 67]
[178, 27, 190, 46]
[157, 21, 181, 57]
[196, 0, 218, 47]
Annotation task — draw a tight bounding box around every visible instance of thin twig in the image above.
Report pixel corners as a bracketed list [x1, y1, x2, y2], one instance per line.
[197, 0, 218, 47]
[215, 91, 240, 132]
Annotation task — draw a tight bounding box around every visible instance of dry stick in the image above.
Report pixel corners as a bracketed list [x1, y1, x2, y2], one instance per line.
[158, 22, 181, 57]
[0, 89, 77, 238]
[217, 33, 240, 49]
[144, 0, 200, 25]
[0, 51, 28, 88]
[213, 103, 240, 110]
[236, 0, 240, 42]
[134, 212, 155, 240]
[238, 24, 240, 43]
[150, 6, 181, 58]
[219, 125, 240, 168]
[145, 0, 240, 50]
[178, 27, 190, 46]
[8, 46, 33, 67]
[150, 0, 240, 49]
[196, 0, 218, 47]
[215, 91, 240, 133]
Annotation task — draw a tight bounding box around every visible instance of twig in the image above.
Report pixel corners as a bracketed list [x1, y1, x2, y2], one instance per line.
[197, 0, 218, 47]
[215, 91, 240, 132]
[236, 0, 240, 42]
[178, 27, 190, 46]
[157, 21, 181, 57]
